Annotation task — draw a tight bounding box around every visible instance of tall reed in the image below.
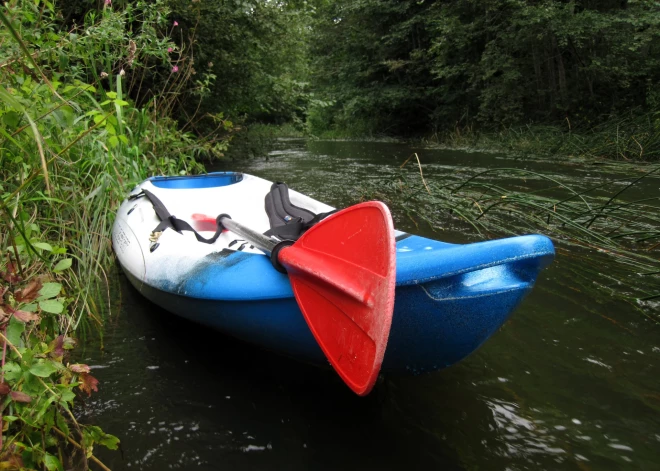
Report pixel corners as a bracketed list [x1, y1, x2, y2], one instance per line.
[433, 110, 660, 162]
[364, 158, 660, 318]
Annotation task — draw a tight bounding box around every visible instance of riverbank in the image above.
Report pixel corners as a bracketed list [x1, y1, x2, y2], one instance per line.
[237, 111, 660, 163]
[0, 3, 217, 468]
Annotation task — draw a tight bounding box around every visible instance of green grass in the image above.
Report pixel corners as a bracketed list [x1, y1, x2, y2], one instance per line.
[0, 1, 221, 467]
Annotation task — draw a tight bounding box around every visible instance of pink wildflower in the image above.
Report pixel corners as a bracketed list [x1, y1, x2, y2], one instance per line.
[168, 47, 173, 53]
[104, 0, 111, 6]
[173, 21, 179, 27]
[172, 66, 179, 73]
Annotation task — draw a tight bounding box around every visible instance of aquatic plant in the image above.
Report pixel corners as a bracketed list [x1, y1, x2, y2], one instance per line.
[433, 110, 660, 162]
[364, 156, 660, 318]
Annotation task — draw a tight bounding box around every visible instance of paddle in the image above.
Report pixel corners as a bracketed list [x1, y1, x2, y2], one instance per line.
[212, 202, 396, 396]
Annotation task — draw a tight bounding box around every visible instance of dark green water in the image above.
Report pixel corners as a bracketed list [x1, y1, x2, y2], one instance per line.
[83, 140, 660, 470]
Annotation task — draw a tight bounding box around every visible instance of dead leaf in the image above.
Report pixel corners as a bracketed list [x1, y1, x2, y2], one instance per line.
[12, 310, 40, 323]
[0, 446, 24, 470]
[0, 383, 10, 395]
[0, 306, 10, 323]
[14, 279, 42, 303]
[50, 335, 65, 358]
[9, 391, 32, 403]
[69, 363, 91, 374]
[1, 260, 21, 284]
[79, 373, 99, 396]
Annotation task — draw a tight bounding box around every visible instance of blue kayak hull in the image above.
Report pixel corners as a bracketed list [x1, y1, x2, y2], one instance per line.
[120, 233, 552, 374]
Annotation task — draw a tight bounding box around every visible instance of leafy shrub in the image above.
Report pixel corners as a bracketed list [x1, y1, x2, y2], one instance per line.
[0, 0, 224, 467]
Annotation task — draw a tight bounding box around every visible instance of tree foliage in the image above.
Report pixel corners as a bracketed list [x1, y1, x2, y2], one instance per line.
[308, 0, 660, 136]
[167, 0, 313, 126]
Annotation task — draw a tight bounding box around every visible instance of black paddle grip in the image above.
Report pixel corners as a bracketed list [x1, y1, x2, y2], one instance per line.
[270, 240, 295, 274]
[216, 214, 231, 231]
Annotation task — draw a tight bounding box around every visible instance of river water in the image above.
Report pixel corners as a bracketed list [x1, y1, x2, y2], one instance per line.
[82, 140, 660, 470]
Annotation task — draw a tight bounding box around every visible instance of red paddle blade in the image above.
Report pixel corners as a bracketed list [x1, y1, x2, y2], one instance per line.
[277, 202, 396, 396]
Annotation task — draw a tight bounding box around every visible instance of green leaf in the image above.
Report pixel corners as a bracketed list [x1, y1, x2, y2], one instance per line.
[84, 426, 120, 450]
[22, 303, 37, 312]
[3, 416, 18, 422]
[6, 317, 25, 346]
[38, 282, 62, 300]
[3, 110, 20, 128]
[35, 395, 57, 421]
[99, 433, 120, 450]
[58, 105, 74, 127]
[55, 410, 69, 435]
[39, 300, 64, 314]
[53, 258, 72, 272]
[3, 362, 23, 382]
[32, 242, 53, 252]
[29, 360, 59, 378]
[108, 135, 119, 148]
[115, 99, 129, 107]
[105, 91, 117, 99]
[44, 453, 63, 471]
[59, 389, 75, 404]
[93, 114, 105, 124]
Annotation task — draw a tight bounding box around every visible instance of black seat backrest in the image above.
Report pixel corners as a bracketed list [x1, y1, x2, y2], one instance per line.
[264, 182, 316, 228]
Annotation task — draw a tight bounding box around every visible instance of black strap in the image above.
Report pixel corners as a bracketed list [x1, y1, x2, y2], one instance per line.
[141, 189, 224, 244]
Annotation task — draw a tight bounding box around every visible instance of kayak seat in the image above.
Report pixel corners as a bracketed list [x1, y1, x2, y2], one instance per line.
[264, 182, 336, 241]
[265, 182, 316, 228]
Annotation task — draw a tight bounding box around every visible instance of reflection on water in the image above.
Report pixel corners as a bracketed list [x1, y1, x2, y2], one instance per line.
[84, 140, 660, 470]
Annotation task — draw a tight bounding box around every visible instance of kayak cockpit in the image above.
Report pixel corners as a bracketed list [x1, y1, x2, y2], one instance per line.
[150, 172, 243, 189]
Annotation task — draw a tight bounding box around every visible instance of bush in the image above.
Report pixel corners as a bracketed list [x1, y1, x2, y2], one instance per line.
[0, 0, 222, 467]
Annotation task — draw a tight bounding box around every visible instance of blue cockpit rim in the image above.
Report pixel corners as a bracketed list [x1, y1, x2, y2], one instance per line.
[149, 172, 243, 189]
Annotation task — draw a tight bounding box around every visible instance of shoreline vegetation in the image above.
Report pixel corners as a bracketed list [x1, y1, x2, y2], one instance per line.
[1, 0, 658, 468]
[243, 109, 660, 163]
[369, 159, 660, 317]
[0, 1, 227, 468]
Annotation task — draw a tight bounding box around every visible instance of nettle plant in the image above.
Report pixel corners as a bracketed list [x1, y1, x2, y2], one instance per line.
[0, 233, 118, 470]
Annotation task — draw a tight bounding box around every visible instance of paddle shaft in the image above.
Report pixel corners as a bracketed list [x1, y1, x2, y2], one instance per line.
[219, 216, 279, 255]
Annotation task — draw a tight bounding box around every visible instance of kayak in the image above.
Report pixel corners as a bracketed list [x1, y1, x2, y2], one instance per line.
[112, 172, 554, 374]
